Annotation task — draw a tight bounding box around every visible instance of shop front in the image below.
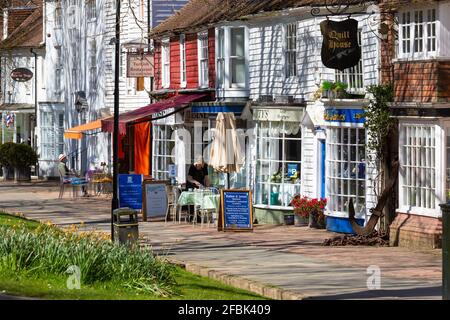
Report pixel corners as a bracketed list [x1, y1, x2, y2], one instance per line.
[251, 103, 305, 225]
[319, 99, 377, 233]
[151, 101, 249, 189]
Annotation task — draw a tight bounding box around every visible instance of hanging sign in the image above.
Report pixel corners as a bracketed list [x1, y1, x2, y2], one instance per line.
[219, 190, 253, 232]
[127, 53, 154, 78]
[320, 18, 361, 71]
[11, 68, 33, 82]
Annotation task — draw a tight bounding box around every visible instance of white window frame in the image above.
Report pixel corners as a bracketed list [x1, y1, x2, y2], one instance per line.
[326, 125, 367, 218]
[398, 6, 439, 59]
[152, 124, 175, 180]
[216, 28, 225, 91]
[40, 110, 64, 161]
[54, 1, 62, 29]
[229, 27, 246, 88]
[198, 31, 209, 88]
[89, 39, 97, 94]
[255, 121, 302, 208]
[54, 46, 63, 96]
[161, 39, 170, 89]
[335, 30, 364, 93]
[180, 34, 187, 88]
[87, 0, 97, 21]
[284, 23, 298, 78]
[398, 121, 443, 217]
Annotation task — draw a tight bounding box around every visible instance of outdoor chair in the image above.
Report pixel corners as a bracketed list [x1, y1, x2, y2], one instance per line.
[165, 185, 181, 223]
[58, 167, 72, 199]
[57, 166, 88, 199]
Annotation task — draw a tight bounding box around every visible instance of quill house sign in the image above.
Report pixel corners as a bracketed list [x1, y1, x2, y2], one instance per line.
[320, 18, 361, 71]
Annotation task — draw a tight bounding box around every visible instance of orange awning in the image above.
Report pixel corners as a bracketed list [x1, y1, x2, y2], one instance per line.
[64, 119, 103, 140]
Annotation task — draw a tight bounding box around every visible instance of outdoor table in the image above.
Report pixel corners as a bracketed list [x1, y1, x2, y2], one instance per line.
[176, 190, 220, 226]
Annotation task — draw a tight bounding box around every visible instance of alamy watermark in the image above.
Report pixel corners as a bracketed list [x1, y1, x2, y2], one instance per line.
[366, 265, 381, 290]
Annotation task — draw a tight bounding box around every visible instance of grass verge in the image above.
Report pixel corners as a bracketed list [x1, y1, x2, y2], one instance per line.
[0, 212, 265, 300]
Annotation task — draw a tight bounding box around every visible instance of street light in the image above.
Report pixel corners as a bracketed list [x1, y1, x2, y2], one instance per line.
[111, 0, 121, 241]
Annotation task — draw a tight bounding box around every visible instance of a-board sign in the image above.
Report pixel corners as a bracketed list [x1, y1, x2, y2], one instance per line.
[142, 180, 169, 222]
[219, 190, 253, 232]
[119, 174, 143, 210]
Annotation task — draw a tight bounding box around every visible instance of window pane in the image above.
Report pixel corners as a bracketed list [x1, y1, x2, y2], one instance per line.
[231, 28, 245, 57]
[231, 58, 245, 84]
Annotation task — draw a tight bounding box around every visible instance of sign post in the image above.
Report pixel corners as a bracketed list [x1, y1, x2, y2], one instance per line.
[219, 190, 253, 232]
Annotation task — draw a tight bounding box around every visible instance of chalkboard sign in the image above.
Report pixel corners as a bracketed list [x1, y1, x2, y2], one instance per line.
[142, 180, 169, 221]
[119, 174, 143, 210]
[220, 190, 253, 232]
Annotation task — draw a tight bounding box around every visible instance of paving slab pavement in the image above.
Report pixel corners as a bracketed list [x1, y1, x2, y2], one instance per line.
[0, 181, 443, 300]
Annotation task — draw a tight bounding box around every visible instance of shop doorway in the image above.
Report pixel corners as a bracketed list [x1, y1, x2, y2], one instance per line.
[320, 139, 326, 199]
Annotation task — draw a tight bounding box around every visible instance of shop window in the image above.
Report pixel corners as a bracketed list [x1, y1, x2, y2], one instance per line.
[153, 125, 175, 180]
[399, 7, 438, 59]
[401, 124, 436, 210]
[198, 31, 209, 88]
[161, 39, 170, 88]
[284, 23, 297, 78]
[40, 111, 64, 160]
[180, 34, 186, 88]
[335, 31, 364, 93]
[255, 121, 302, 207]
[327, 127, 366, 215]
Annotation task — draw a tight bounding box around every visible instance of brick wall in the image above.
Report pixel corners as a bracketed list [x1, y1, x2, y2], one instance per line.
[393, 60, 450, 103]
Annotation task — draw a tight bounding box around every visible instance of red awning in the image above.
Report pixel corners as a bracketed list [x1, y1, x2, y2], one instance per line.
[101, 93, 208, 134]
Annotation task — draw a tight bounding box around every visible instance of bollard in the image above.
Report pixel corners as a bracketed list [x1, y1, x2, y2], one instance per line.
[440, 204, 450, 300]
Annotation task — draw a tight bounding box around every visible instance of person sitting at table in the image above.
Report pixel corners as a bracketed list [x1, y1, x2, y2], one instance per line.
[186, 156, 210, 222]
[186, 155, 210, 190]
[58, 154, 88, 197]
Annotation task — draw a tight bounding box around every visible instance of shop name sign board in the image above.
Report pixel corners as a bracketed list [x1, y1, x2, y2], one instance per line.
[11, 68, 33, 82]
[220, 190, 253, 232]
[127, 53, 154, 78]
[324, 108, 366, 124]
[119, 174, 143, 210]
[142, 180, 169, 221]
[253, 108, 304, 122]
[320, 19, 361, 71]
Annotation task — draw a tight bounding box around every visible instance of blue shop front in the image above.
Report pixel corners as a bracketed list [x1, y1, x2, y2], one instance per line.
[309, 99, 379, 234]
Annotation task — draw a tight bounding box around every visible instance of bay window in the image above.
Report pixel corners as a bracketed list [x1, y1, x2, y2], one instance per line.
[161, 39, 170, 88]
[180, 34, 186, 88]
[399, 7, 438, 59]
[198, 32, 209, 88]
[255, 122, 302, 207]
[327, 127, 366, 215]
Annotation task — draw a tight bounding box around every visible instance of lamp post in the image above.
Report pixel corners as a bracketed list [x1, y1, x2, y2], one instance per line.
[111, 0, 121, 241]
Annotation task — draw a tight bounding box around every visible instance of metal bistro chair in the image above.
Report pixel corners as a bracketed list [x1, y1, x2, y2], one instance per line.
[198, 188, 219, 228]
[165, 185, 181, 224]
[58, 167, 72, 199]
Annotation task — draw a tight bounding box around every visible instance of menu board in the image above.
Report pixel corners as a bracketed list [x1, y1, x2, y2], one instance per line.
[220, 190, 253, 232]
[118, 174, 143, 210]
[142, 180, 169, 221]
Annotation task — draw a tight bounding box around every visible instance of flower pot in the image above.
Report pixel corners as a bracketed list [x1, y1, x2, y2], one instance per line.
[284, 214, 295, 225]
[1, 166, 14, 181]
[309, 211, 326, 229]
[13, 167, 31, 182]
[294, 215, 308, 227]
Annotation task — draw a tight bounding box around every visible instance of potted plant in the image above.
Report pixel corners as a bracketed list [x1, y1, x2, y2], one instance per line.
[321, 81, 335, 99]
[334, 81, 348, 99]
[9, 143, 38, 182]
[290, 195, 327, 229]
[0, 142, 16, 181]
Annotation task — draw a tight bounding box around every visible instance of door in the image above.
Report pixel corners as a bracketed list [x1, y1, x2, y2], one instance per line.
[320, 140, 326, 199]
